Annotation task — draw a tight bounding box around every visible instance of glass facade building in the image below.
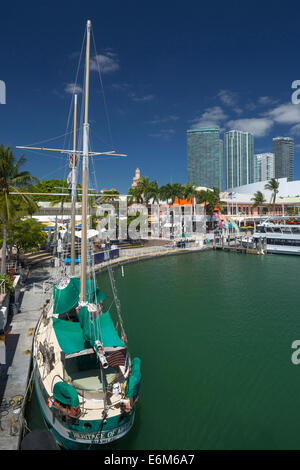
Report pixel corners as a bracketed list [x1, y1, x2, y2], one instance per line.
[272, 137, 294, 181]
[224, 130, 254, 189]
[187, 127, 223, 190]
[254, 153, 275, 182]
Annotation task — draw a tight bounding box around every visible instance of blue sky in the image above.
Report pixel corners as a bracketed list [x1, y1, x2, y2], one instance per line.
[1, 0, 300, 193]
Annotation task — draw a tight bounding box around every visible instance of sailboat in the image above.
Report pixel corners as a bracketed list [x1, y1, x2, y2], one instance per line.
[20, 20, 141, 449]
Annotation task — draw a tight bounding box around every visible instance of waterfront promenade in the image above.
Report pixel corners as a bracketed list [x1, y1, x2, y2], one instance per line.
[0, 260, 54, 450]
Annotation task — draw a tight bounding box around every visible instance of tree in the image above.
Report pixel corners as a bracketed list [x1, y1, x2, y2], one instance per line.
[197, 188, 223, 215]
[251, 191, 266, 207]
[159, 184, 173, 203]
[13, 218, 47, 256]
[264, 178, 280, 215]
[159, 183, 184, 204]
[183, 183, 197, 202]
[145, 180, 160, 204]
[251, 191, 267, 215]
[29, 179, 82, 202]
[0, 145, 39, 274]
[128, 184, 144, 204]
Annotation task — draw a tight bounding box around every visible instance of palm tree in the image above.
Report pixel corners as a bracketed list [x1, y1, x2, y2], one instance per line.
[197, 188, 223, 215]
[183, 183, 196, 202]
[171, 183, 184, 203]
[251, 190, 268, 216]
[251, 190, 267, 215]
[264, 178, 280, 215]
[128, 177, 148, 204]
[0, 145, 39, 273]
[159, 184, 173, 203]
[251, 191, 266, 207]
[145, 180, 160, 204]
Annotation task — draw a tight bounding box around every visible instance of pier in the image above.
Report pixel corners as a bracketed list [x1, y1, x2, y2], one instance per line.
[212, 233, 267, 255]
[0, 258, 54, 450]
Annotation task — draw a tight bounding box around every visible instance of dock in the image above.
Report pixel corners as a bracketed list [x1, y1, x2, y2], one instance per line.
[0, 260, 54, 450]
[212, 234, 267, 255]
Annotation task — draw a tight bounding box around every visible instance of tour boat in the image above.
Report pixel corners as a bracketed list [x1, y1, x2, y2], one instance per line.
[250, 217, 300, 255]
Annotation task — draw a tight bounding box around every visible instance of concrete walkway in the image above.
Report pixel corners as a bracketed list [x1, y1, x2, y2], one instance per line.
[0, 261, 54, 450]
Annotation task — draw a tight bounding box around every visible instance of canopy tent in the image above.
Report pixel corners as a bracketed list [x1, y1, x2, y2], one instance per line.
[53, 278, 106, 315]
[53, 310, 125, 355]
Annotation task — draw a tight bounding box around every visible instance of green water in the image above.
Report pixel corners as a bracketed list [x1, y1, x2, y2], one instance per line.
[27, 251, 300, 449]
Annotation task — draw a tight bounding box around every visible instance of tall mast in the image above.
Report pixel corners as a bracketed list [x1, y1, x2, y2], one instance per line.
[80, 19, 91, 302]
[70, 94, 78, 276]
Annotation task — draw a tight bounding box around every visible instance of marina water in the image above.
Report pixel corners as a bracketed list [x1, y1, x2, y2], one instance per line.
[26, 251, 300, 449]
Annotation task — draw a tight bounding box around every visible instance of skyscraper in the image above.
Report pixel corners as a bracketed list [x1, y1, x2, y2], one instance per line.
[187, 127, 223, 190]
[224, 130, 254, 189]
[254, 153, 275, 182]
[272, 137, 294, 181]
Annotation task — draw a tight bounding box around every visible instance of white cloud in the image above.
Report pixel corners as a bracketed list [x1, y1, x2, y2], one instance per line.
[65, 83, 83, 94]
[218, 89, 238, 107]
[128, 92, 155, 102]
[191, 106, 227, 129]
[148, 129, 175, 140]
[90, 52, 120, 74]
[147, 115, 179, 124]
[258, 96, 278, 106]
[112, 82, 131, 90]
[265, 102, 300, 124]
[290, 123, 300, 135]
[226, 118, 273, 137]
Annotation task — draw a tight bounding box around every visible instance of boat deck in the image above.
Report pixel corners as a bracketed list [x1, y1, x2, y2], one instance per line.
[34, 296, 128, 422]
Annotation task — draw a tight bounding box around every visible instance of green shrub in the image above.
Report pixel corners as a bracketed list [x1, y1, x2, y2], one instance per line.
[0, 273, 14, 294]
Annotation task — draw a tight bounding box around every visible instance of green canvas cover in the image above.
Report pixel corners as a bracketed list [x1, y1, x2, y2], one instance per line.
[83, 311, 126, 348]
[53, 279, 79, 314]
[53, 381, 79, 407]
[53, 278, 106, 314]
[53, 311, 124, 355]
[52, 317, 87, 354]
[77, 306, 90, 330]
[126, 357, 141, 399]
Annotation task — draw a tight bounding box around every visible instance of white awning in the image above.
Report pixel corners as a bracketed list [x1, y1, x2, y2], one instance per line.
[75, 229, 99, 239]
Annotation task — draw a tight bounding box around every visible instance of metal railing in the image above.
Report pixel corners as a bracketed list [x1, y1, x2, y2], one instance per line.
[0, 279, 5, 296]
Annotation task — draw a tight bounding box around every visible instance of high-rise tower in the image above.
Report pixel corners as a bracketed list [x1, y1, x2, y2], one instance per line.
[224, 130, 254, 189]
[187, 127, 223, 190]
[272, 137, 294, 181]
[254, 153, 275, 182]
